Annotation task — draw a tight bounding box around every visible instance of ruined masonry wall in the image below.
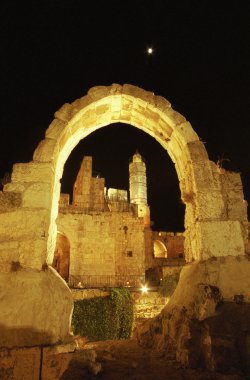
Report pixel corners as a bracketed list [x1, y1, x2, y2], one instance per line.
[73, 156, 105, 211]
[131, 291, 168, 319]
[56, 209, 146, 286]
[152, 231, 185, 259]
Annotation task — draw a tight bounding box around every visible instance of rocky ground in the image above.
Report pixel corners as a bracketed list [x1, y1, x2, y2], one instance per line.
[61, 338, 247, 380]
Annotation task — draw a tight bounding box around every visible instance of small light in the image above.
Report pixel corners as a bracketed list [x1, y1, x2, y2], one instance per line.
[77, 282, 83, 288]
[147, 47, 153, 55]
[141, 285, 148, 293]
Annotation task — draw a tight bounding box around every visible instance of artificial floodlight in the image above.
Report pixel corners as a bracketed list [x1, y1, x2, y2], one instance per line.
[141, 284, 148, 293]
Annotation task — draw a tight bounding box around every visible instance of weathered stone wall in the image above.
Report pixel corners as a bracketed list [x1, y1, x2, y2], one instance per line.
[183, 162, 249, 262]
[132, 291, 168, 319]
[0, 342, 100, 380]
[0, 267, 73, 348]
[0, 162, 54, 271]
[57, 208, 146, 287]
[73, 156, 105, 211]
[144, 227, 154, 270]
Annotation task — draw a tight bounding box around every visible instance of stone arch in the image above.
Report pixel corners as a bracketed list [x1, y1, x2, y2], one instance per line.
[1, 83, 249, 349]
[4, 84, 248, 272]
[153, 240, 167, 258]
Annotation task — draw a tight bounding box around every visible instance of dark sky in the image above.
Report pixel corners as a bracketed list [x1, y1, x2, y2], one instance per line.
[1, 0, 250, 231]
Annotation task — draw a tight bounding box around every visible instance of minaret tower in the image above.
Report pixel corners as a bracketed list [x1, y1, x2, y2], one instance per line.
[129, 151, 150, 227]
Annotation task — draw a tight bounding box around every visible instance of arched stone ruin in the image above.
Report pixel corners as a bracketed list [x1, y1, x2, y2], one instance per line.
[0, 84, 249, 370]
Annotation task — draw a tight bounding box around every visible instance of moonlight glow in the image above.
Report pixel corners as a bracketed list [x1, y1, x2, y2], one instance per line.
[147, 47, 153, 55]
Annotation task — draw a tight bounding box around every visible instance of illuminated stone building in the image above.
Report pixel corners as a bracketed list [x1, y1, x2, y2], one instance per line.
[54, 152, 184, 287]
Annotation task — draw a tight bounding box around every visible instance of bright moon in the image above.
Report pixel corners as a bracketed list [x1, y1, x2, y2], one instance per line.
[147, 47, 153, 55]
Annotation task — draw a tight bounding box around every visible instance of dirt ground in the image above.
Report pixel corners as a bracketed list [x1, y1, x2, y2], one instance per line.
[61, 339, 246, 380]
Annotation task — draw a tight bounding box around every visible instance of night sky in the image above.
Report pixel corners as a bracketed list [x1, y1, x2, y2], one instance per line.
[1, 0, 250, 231]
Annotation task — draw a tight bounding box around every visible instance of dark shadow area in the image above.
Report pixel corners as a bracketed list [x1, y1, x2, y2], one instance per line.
[186, 302, 250, 375]
[61, 339, 245, 380]
[0, 323, 54, 348]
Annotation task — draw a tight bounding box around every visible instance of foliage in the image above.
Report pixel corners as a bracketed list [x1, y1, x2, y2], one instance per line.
[71, 287, 133, 341]
[158, 270, 181, 297]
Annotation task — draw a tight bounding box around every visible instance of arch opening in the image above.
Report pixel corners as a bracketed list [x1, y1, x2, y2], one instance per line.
[61, 123, 185, 232]
[153, 240, 167, 258]
[52, 231, 70, 282]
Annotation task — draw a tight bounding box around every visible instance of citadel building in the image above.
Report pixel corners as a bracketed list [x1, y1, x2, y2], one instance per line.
[53, 152, 185, 287]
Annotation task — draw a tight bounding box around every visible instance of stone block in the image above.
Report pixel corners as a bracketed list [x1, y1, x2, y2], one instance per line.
[110, 94, 122, 114]
[143, 106, 161, 126]
[185, 140, 209, 162]
[58, 127, 73, 152]
[195, 190, 226, 220]
[227, 198, 248, 220]
[41, 351, 72, 380]
[22, 182, 51, 208]
[19, 238, 48, 269]
[0, 346, 40, 380]
[171, 122, 199, 147]
[191, 162, 215, 192]
[164, 108, 187, 126]
[221, 171, 243, 190]
[95, 101, 111, 116]
[157, 117, 173, 138]
[122, 84, 155, 104]
[69, 108, 96, 136]
[45, 118, 66, 139]
[3, 182, 26, 193]
[33, 137, 58, 163]
[71, 94, 93, 110]
[11, 162, 54, 184]
[121, 95, 134, 111]
[0, 191, 22, 211]
[54, 102, 73, 122]
[155, 95, 171, 112]
[165, 137, 182, 163]
[88, 85, 110, 100]
[120, 110, 132, 123]
[196, 220, 245, 260]
[0, 267, 73, 348]
[108, 83, 123, 94]
[0, 241, 21, 272]
[0, 208, 48, 241]
[97, 112, 113, 124]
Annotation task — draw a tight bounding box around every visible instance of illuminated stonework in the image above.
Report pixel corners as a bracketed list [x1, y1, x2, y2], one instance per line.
[0, 83, 249, 349]
[129, 151, 150, 227]
[129, 151, 147, 205]
[2, 83, 248, 271]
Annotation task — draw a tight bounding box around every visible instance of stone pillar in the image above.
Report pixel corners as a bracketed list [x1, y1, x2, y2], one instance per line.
[0, 161, 73, 348]
[129, 151, 150, 227]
